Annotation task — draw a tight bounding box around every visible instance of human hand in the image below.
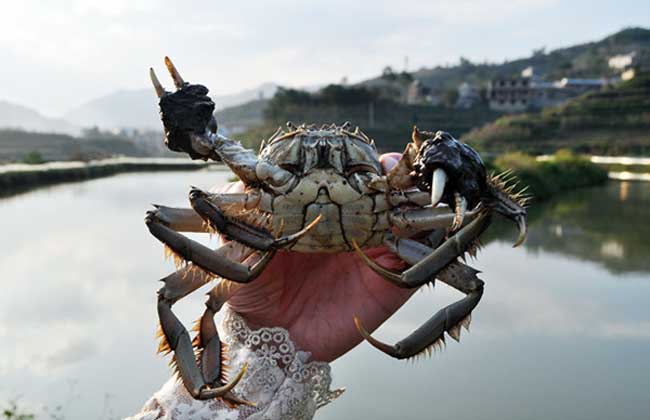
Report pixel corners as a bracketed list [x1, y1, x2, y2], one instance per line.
[226, 152, 415, 362]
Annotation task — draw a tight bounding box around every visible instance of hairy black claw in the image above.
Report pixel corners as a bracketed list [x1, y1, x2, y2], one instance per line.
[411, 128, 528, 245]
[413, 130, 486, 210]
[150, 58, 216, 160]
[159, 83, 216, 160]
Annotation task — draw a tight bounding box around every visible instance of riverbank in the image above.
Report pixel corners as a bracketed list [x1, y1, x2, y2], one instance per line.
[0, 157, 220, 197]
[490, 151, 609, 202]
[0, 152, 618, 203]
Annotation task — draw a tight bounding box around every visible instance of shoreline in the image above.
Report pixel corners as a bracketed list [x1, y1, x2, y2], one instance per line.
[0, 157, 223, 197]
[2, 155, 642, 201]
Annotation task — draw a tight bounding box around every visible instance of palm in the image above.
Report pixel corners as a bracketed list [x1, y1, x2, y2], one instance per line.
[228, 248, 415, 362]
[220, 153, 410, 362]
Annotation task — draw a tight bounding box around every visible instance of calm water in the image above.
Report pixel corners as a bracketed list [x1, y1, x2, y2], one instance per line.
[1, 170, 649, 420]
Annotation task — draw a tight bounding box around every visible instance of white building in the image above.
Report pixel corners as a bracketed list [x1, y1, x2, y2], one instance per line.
[488, 67, 609, 112]
[609, 52, 636, 71]
[455, 82, 481, 109]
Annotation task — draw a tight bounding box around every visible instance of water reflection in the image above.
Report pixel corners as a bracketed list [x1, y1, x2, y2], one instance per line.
[0, 172, 648, 420]
[512, 181, 650, 274]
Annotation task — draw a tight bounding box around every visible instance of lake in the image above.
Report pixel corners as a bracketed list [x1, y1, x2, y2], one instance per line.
[1, 169, 648, 420]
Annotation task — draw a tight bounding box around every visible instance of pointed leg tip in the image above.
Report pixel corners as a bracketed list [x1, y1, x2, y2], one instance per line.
[512, 239, 525, 248]
[353, 315, 365, 332]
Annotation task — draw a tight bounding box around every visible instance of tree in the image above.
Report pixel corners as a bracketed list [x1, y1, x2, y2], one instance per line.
[381, 66, 397, 81]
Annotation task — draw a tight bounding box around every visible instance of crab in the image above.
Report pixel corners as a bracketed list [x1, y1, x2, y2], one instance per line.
[144, 57, 529, 405]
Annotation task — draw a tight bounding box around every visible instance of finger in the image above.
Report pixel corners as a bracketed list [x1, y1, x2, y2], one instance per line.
[379, 152, 402, 173]
[164, 56, 185, 89]
[149, 68, 166, 98]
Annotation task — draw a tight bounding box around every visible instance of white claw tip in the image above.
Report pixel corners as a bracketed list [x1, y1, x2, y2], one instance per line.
[431, 168, 448, 207]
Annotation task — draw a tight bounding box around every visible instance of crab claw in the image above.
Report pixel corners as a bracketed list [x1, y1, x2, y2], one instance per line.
[149, 68, 166, 98]
[452, 193, 467, 231]
[412, 130, 528, 246]
[430, 168, 447, 207]
[513, 213, 528, 248]
[483, 174, 529, 247]
[164, 56, 186, 89]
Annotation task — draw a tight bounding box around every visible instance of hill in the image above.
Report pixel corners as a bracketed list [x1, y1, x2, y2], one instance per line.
[232, 86, 501, 153]
[0, 101, 77, 134]
[361, 27, 650, 97]
[0, 129, 149, 163]
[215, 99, 269, 134]
[64, 83, 278, 130]
[465, 72, 650, 155]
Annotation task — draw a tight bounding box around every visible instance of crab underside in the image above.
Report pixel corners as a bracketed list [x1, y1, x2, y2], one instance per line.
[144, 57, 529, 405]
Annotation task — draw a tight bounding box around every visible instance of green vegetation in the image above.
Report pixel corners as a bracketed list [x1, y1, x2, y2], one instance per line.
[467, 72, 650, 155]
[3, 402, 34, 420]
[242, 84, 499, 153]
[369, 27, 650, 95]
[20, 151, 45, 165]
[489, 150, 608, 202]
[217, 27, 650, 157]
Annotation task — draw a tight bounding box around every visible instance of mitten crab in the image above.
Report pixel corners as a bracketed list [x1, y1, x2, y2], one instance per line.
[145, 57, 529, 405]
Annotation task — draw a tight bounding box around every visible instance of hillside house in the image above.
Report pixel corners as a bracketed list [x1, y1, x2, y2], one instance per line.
[488, 67, 608, 112]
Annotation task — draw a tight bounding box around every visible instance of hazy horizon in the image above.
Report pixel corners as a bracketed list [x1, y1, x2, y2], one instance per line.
[1, 0, 648, 118]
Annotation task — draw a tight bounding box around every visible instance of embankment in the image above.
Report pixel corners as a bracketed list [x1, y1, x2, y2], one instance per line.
[0, 157, 217, 197]
[490, 151, 609, 202]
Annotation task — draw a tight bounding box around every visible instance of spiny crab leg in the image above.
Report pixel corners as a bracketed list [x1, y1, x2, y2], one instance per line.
[189, 188, 322, 251]
[353, 212, 491, 289]
[388, 206, 480, 236]
[354, 237, 485, 359]
[157, 265, 253, 403]
[354, 286, 482, 359]
[146, 212, 274, 283]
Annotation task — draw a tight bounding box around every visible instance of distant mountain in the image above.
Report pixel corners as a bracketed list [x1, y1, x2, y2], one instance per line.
[63, 82, 278, 130]
[0, 100, 77, 134]
[215, 99, 269, 133]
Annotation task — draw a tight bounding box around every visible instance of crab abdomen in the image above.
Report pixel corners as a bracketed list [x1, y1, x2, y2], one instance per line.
[259, 170, 384, 253]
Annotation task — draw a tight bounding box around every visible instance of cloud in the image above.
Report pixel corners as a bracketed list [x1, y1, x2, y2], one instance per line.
[0, 0, 646, 116]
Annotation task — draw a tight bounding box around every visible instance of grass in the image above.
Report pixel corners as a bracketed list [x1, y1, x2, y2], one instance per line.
[489, 149, 609, 202]
[2, 401, 34, 420]
[20, 151, 45, 165]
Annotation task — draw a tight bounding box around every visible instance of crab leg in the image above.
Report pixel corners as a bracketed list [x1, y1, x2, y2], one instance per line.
[189, 188, 322, 251]
[388, 206, 480, 236]
[148, 190, 262, 233]
[157, 268, 252, 403]
[147, 206, 206, 232]
[353, 211, 491, 289]
[354, 238, 485, 359]
[145, 212, 274, 283]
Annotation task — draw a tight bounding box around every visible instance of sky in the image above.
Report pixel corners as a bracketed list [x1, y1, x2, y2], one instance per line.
[0, 0, 648, 117]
